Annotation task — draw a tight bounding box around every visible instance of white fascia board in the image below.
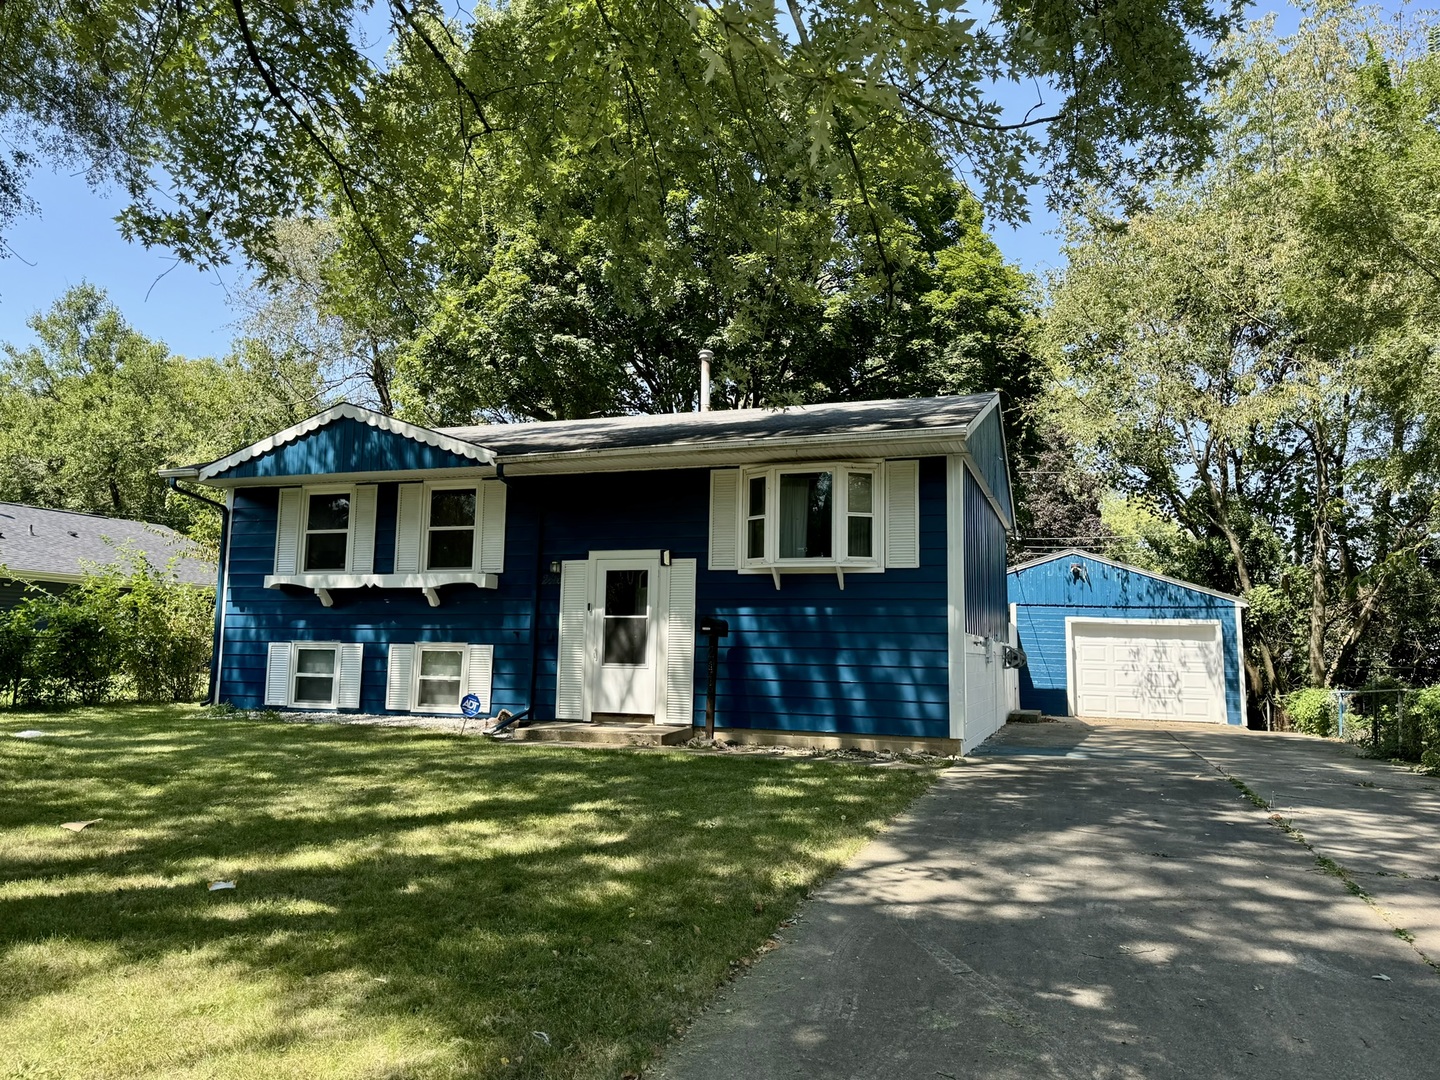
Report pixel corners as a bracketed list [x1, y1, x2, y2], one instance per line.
[494, 428, 974, 475]
[189, 403, 495, 482]
[203, 466, 494, 489]
[958, 454, 1015, 533]
[1013, 548, 1248, 607]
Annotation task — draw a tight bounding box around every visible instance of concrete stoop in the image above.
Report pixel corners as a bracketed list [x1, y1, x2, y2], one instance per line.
[510, 722, 691, 747]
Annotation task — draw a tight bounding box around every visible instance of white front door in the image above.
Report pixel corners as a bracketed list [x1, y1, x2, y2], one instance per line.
[591, 557, 660, 716]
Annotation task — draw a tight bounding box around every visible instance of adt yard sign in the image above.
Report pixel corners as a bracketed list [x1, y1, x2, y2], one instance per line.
[460, 693, 482, 718]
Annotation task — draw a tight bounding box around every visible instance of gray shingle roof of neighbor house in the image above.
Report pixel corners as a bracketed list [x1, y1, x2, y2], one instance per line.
[440, 393, 997, 457]
[0, 503, 215, 586]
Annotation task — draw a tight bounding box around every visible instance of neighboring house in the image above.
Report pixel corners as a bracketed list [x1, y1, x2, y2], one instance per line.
[1008, 549, 1248, 726]
[160, 394, 1016, 753]
[0, 503, 215, 611]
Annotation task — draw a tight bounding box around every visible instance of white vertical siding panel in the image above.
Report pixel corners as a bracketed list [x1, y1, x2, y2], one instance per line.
[466, 644, 494, 714]
[337, 643, 364, 709]
[394, 483, 424, 573]
[479, 481, 507, 573]
[264, 642, 292, 706]
[555, 560, 589, 720]
[664, 559, 697, 727]
[708, 470, 740, 571]
[884, 460, 920, 568]
[350, 485, 378, 573]
[273, 488, 302, 574]
[386, 643, 416, 711]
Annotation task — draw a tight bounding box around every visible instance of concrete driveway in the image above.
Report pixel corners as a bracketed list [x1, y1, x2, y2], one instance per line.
[657, 720, 1439, 1080]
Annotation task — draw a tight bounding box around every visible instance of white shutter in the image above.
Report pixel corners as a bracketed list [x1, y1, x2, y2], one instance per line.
[479, 481, 507, 573]
[708, 470, 740, 570]
[337, 643, 364, 709]
[662, 559, 697, 727]
[274, 488, 302, 574]
[555, 560, 588, 720]
[884, 459, 921, 569]
[466, 643, 494, 714]
[386, 643, 416, 711]
[394, 483, 424, 573]
[350, 486, 377, 573]
[264, 642, 292, 706]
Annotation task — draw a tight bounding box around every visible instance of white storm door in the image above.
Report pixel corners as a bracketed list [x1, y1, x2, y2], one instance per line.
[591, 558, 660, 716]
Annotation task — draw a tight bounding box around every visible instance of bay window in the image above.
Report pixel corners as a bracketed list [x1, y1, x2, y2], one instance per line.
[742, 463, 879, 568]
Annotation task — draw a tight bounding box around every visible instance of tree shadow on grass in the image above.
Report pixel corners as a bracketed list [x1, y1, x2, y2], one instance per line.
[0, 707, 930, 1078]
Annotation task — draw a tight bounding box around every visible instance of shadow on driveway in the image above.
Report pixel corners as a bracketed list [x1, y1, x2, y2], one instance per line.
[658, 720, 1439, 1080]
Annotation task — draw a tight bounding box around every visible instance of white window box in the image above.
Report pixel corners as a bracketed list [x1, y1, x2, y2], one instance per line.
[263, 571, 499, 607]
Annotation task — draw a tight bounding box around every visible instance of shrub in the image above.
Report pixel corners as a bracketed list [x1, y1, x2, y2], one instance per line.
[0, 545, 214, 707]
[1408, 687, 1440, 764]
[1284, 687, 1338, 737]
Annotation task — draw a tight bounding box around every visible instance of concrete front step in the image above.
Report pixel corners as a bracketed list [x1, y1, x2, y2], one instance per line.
[1007, 709, 1046, 724]
[511, 722, 692, 746]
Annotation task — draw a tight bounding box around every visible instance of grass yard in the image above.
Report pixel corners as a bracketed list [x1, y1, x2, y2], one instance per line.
[0, 707, 934, 1079]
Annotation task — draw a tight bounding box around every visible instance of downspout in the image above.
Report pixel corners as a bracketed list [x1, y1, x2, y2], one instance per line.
[167, 478, 229, 704]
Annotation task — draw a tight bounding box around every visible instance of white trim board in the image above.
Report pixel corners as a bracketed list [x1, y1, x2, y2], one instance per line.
[1009, 548, 1248, 607]
[1063, 616, 1227, 725]
[161, 403, 496, 481]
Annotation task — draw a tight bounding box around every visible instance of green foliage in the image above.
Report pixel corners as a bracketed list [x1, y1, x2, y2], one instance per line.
[0, 284, 321, 534]
[0, 2, 1240, 274]
[1042, 6, 1440, 703]
[0, 548, 214, 707]
[1284, 688, 1338, 738]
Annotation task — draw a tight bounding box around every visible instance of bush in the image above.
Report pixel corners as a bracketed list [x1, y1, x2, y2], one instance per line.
[1408, 687, 1440, 765]
[1284, 687, 1338, 737]
[0, 545, 214, 707]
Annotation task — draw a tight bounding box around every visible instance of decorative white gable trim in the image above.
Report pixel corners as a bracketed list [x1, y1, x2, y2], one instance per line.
[179, 404, 495, 481]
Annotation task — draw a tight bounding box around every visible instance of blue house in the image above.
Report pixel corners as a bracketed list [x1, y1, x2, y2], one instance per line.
[1008, 549, 1248, 725]
[161, 394, 1017, 753]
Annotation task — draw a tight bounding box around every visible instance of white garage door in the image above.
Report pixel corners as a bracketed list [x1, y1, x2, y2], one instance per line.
[1069, 620, 1224, 723]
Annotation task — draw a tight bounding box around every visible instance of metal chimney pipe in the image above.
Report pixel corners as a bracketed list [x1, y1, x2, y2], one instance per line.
[698, 348, 714, 412]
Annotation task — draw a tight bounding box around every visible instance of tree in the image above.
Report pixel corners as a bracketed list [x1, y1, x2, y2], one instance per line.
[392, 173, 1040, 431]
[1042, 5, 1440, 707]
[0, 1, 1240, 279]
[0, 284, 323, 533]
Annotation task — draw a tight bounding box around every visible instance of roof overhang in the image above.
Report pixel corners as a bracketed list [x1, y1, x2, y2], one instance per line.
[1008, 548, 1248, 607]
[160, 404, 496, 484]
[493, 426, 975, 475]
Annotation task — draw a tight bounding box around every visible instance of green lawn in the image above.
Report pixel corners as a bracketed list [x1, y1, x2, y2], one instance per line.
[0, 707, 934, 1079]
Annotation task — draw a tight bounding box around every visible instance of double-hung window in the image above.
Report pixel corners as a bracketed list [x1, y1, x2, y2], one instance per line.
[415, 644, 467, 710]
[741, 464, 880, 568]
[304, 489, 352, 571]
[426, 488, 477, 570]
[291, 643, 339, 707]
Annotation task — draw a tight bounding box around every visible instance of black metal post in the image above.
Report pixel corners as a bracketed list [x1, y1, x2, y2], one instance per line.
[705, 632, 720, 739]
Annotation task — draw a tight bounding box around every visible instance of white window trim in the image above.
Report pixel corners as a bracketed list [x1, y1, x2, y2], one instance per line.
[421, 481, 481, 573]
[301, 484, 357, 574]
[738, 462, 884, 574]
[290, 641, 342, 709]
[411, 642, 470, 715]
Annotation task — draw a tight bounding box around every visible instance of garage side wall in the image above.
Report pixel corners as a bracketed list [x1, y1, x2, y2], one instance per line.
[1008, 555, 1244, 726]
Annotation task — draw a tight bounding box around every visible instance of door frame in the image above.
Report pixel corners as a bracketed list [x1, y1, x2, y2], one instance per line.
[576, 549, 682, 725]
[1063, 616, 1225, 724]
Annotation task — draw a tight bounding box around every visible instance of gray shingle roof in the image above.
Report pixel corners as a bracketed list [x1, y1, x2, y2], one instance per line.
[441, 394, 996, 457]
[0, 503, 215, 586]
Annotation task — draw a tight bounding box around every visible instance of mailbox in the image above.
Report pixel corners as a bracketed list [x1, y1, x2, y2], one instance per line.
[698, 616, 729, 639]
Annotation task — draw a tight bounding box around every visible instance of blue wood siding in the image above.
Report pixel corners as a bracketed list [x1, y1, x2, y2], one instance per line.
[216, 458, 952, 740]
[964, 406, 1013, 523]
[963, 466, 1008, 640]
[218, 485, 535, 714]
[211, 418, 478, 480]
[1007, 554, 1245, 725]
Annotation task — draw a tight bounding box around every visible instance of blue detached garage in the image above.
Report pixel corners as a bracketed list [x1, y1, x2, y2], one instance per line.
[1008, 549, 1247, 726]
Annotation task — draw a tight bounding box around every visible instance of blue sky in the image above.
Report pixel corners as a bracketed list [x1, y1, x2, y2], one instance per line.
[0, 2, 1367, 359]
